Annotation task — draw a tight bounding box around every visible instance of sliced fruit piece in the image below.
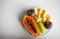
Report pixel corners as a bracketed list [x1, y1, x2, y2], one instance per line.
[34, 15, 39, 20]
[41, 16, 46, 22]
[41, 10, 46, 17]
[26, 18, 36, 33]
[46, 14, 50, 22]
[34, 8, 37, 15]
[36, 17, 42, 23]
[37, 22, 46, 33]
[23, 16, 40, 37]
[41, 10, 46, 22]
[37, 8, 41, 17]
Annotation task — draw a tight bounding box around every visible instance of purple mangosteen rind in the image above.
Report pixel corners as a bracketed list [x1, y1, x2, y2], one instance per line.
[27, 9, 35, 16]
[44, 21, 52, 29]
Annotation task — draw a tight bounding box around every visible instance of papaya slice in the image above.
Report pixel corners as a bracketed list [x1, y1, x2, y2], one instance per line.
[23, 16, 40, 37]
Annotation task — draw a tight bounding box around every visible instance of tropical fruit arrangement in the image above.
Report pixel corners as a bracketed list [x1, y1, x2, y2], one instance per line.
[23, 8, 52, 37]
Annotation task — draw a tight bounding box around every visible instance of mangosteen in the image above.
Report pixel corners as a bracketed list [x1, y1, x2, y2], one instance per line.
[44, 21, 52, 29]
[27, 9, 35, 16]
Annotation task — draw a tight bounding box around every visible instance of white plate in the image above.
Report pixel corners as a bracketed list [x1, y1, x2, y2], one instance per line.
[1, 0, 60, 39]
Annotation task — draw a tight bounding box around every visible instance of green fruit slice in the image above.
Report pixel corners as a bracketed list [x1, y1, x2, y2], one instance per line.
[37, 22, 46, 33]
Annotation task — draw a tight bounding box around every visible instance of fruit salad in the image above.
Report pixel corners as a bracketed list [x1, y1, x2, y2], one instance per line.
[22, 8, 52, 37]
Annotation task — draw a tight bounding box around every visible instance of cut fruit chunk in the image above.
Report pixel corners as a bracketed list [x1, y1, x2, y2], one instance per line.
[41, 10, 46, 17]
[46, 14, 50, 21]
[23, 16, 40, 37]
[37, 8, 41, 17]
[34, 8, 37, 15]
[37, 22, 46, 33]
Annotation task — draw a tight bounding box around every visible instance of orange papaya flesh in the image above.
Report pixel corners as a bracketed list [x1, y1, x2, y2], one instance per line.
[23, 16, 34, 34]
[23, 16, 40, 37]
[23, 16, 36, 37]
[28, 16, 40, 36]
[26, 18, 36, 33]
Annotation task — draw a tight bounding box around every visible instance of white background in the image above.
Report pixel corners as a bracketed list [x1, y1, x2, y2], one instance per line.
[0, 0, 60, 39]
